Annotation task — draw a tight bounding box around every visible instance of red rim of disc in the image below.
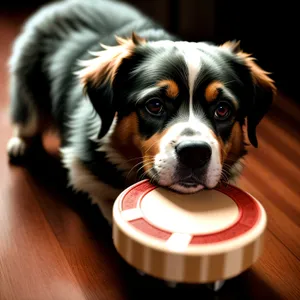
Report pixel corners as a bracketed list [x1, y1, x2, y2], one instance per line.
[120, 180, 261, 245]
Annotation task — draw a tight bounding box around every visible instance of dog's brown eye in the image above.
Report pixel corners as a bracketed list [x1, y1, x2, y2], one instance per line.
[145, 98, 164, 116]
[214, 103, 232, 120]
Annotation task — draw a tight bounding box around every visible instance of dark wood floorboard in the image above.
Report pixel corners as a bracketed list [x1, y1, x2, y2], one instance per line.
[1, 9, 300, 300]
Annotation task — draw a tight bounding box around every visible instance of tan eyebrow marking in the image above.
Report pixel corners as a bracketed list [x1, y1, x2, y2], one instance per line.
[157, 79, 179, 99]
[205, 81, 238, 109]
[205, 81, 224, 102]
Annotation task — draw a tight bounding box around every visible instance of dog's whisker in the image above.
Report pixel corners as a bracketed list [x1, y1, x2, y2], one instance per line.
[142, 139, 161, 154]
[126, 160, 149, 181]
[140, 164, 157, 182]
[122, 157, 144, 163]
[125, 159, 154, 181]
[148, 170, 159, 185]
[136, 161, 154, 175]
[220, 170, 232, 180]
[221, 166, 232, 174]
[220, 172, 230, 186]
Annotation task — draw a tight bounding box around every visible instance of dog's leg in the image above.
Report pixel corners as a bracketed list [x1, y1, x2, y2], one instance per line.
[61, 149, 122, 224]
[7, 21, 51, 163]
[7, 74, 43, 162]
[207, 280, 226, 291]
[7, 125, 41, 161]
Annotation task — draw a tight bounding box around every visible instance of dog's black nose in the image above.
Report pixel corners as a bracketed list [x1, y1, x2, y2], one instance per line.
[175, 141, 212, 168]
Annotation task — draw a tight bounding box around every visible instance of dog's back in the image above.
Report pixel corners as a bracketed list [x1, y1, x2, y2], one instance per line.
[8, 0, 167, 145]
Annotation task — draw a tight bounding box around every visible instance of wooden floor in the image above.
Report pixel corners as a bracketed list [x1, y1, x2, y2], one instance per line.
[1, 11, 300, 300]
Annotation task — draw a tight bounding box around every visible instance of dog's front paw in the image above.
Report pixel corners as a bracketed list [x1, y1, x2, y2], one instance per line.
[7, 137, 28, 163]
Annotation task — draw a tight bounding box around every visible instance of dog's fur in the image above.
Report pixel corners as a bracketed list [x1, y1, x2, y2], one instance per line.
[7, 0, 276, 223]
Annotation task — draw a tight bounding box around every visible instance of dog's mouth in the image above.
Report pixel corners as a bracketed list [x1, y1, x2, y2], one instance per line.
[169, 181, 205, 193]
[170, 174, 206, 193]
[178, 181, 199, 187]
[143, 168, 206, 193]
[176, 174, 204, 187]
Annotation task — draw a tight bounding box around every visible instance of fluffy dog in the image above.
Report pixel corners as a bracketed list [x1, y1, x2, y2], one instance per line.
[7, 0, 276, 223]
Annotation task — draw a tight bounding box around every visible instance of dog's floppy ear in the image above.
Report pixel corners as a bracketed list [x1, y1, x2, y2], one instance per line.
[77, 32, 146, 139]
[221, 41, 277, 147]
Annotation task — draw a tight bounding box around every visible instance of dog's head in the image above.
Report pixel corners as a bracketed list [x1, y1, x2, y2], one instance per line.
[78, 33, 276, 193]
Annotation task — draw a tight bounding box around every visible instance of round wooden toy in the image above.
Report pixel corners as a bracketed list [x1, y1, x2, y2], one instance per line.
[112, 180, 267, 285]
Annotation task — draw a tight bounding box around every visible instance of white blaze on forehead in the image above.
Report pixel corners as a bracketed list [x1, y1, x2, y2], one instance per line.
[174, 42, 202, 120]
[148, 40, 202, 120]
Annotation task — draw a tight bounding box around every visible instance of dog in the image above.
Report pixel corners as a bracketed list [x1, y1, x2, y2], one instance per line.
[7, 0, 276, 223]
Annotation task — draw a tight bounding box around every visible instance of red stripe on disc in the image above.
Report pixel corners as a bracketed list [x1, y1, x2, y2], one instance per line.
[122, 181, 156, 210]
[190, 185, 260, 244]
[129, 218, 172, 240]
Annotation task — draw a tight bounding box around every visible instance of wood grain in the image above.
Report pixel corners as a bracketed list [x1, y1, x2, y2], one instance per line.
[0, 9, 300, 300]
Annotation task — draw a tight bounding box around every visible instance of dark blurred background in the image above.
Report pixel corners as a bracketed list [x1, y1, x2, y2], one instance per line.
[1, 0, 298, 100]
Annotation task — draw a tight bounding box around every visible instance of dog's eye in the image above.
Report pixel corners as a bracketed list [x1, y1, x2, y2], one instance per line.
[145, 98, 164, 116]
[214, 102, 232, 121]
